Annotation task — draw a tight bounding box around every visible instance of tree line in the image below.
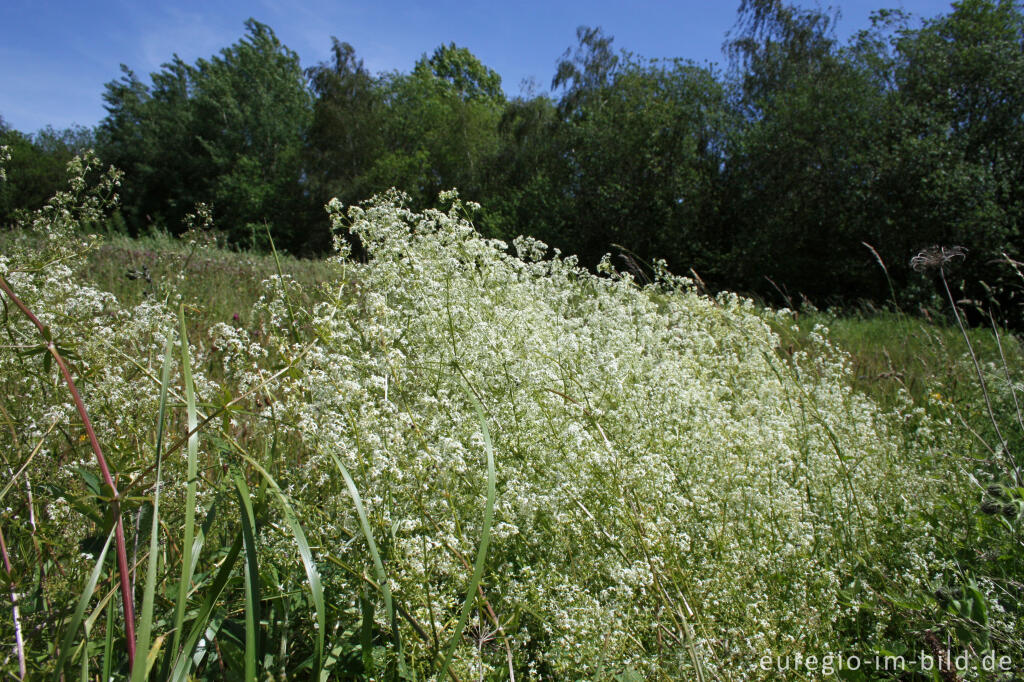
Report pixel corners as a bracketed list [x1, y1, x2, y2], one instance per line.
[3, 0, 1024, 314]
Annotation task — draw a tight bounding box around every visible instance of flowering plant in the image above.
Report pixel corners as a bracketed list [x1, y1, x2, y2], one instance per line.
[0, 162, 992, 679]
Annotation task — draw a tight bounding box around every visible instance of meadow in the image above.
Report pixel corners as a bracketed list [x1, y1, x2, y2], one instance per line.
[1, 154, 1022, 680]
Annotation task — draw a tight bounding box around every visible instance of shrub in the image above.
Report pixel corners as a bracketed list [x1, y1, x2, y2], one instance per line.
[0, 159, 990, 679]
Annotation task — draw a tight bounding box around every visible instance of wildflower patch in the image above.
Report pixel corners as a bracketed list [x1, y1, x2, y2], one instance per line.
[0, 170, 980, 678]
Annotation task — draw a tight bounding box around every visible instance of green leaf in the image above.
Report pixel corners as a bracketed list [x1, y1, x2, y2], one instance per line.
[237, 453, 325, 680]
[101, 600, 114, 682]
[170, 304, 200, 663]
[360, 582, 375, 676]
[328, 451, 401, 659]
[130, 335, 174, 682]
[53, 528, 114, 679]
[233, 471, 261, 682]
[168, 535, 243, 682]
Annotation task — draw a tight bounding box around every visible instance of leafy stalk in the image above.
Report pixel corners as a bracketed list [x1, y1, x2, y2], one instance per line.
[235, 452, 325, 679]
[170, 304, 200, 662]
[329, 452, 403, 659]
[53, 529, 115, 677]
[233, 472, 261, 682]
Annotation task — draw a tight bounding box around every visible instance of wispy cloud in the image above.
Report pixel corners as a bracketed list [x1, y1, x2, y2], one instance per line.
[137, 7, 238, 70]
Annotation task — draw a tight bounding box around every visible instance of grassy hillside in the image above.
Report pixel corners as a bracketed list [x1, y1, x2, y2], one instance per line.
[1, 158, 1022, 679]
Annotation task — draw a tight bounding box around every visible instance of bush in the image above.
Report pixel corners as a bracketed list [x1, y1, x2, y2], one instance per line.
[0, 158, 1007, 678]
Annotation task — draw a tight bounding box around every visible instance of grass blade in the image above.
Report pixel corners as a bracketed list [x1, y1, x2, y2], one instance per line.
[190, 615, 226, 672]
[233, 471, 261, 682]
[328, 452, 401, 657]
[265, 222, 301, 345]
[437, 380, 496, 678]
[101, 598, 114, 682]
[53, 528, 114, 679]
[236, 452, 324, 680]
[360, 582, 375, 675]
[131, 336, 174, 682]
[159, 491, 224, 671]
[169, 534, 243, 682]
[171, 304, 200, 662]
[157, 494, 222, 679]
[79, 635, 89, 682]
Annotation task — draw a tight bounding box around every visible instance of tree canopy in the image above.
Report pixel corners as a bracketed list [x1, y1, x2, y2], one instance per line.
[97, 19, 312, 250]
[5, 2, 1024, 319]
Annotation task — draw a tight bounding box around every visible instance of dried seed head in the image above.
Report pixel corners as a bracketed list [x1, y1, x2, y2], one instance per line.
[910, 245, 967, 272]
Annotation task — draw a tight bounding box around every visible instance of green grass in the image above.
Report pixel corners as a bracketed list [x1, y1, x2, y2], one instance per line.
[773, 308, 1024, 457]
[774, 308, 1019, 400]
[85, 231, 339, 328]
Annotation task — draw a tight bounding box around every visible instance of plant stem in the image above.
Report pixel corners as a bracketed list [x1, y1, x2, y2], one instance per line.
[0, 525, 26, 680]
[938, 268, 1022, 486]
[0, 274, 137, 669]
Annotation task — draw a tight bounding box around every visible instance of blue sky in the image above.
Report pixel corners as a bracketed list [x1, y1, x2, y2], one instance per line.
[2, 0, 952, 134]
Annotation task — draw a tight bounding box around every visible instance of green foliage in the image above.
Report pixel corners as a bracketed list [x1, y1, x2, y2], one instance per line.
[305, 40, 504, 223]
[726, 0, 840, 109]
[7, 2, 1024, 312]
[413, 42, 505, 104]
[721, 17, 890, 299]
[0, 119, 95, 226]
[552, 25, 620, 116]
[720, 0, 1024, 311]
[483, 27, 730, 279]
[97, 20, 314, 251]
[304, 39, 385, 240]
[881, 0, 1024, 310]
[5, 5, 1024, 676]
[373, 49, 503, 206]
[477, 93, 567, 244]
[559, 52, 728, 273]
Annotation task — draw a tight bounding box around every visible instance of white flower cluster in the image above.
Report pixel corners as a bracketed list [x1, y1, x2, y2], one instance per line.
[0, 159, 209, 633]
[0, 178, 970, 678]
[234, 193, 954, 677]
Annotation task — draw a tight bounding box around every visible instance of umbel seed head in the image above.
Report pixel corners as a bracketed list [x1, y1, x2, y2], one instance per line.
[910, 245, 967, 272]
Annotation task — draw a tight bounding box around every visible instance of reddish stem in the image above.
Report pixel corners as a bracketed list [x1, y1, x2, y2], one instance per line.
[0, 274, 136, 669]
